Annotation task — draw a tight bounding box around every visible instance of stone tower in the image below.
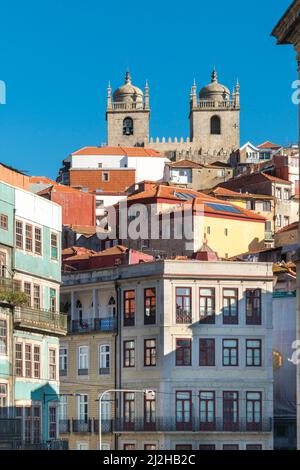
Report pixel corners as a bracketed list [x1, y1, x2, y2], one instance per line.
[189, 69, 240, 158]
[106, 71, 150, 147]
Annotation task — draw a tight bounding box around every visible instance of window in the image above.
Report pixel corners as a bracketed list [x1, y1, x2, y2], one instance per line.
[275, 187, 282, 199]
[223, 339, 239, 366]
[223, 444, 239, 450]
[78, 395, 88, 422]
[199, 444, 216, 450]
[59, 347, 68, 376]
[224, 228, 228, 236]
[144, 391, 156, 430]
[176, 391, 192, 431]
[33, 406, 41, 443]
[123, 117, 134, 136]
[223, 391, 239, 431]
[25, 344, 32, 377]
[123, 443, 135, 450]
[246, 289, 261, 325]
[22, 405, 41, 444]
[49, 288, 57, 313]
[199, 339, 215, 367]
[25, 224, 33, 252]
[102, 172, 110, 182]
[263, 201, 271, 212]
[124, 393, 135, 430]
[176, 287, 192, 323]
[246, 444, 262, 450]
[176, 445, 192, 450]
[144, 444, 157, 450]
[34, 227, 42, 255]
[211, 115, 221, 135]
[33, 346, 40, 379]
[15, 343, 23, 376]
[78, 346, 89, 375]
[144, 339, 156, 367]
[77, 442, 89, 450]
[49, 348, 57, 380]
[51, 233, 58, 260]
[276, 214, 282, 227]
[124, 290, 135, 326]
[124, 340, 135, 368]
[144, 288, 156, 324]
[108, 297, 116, 317]
[246, 340, 262, 367]
[199, 288, 215, 324]
[99, 344, 110, 374]
[0, 252, 6, 277]
[176, 339, 192, 366]
[223, 289, 238, 324]
[0, 384, 7, 417]
[33, 285, 41, 310]
[0, 319, 7, 355]
[284, 216, 290, 227]
[24, 282, 32, 307]
[16, 220, 23, 249]
[199, 391, 215, 431]
[49, 405, 57, 439]
[283, 189, 290, 200]
[0, 214, 8, 230]
[246, 392, 262, 431]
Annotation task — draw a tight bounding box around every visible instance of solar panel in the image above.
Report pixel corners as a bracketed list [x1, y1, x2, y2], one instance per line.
[174, 191, 197, 200]
[206, 203, 242, 214]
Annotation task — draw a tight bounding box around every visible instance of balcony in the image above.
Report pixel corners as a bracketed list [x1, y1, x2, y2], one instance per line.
[72, 419, 92, 433]
[13, 439, 69, 450]
[176, 309, 192, 324]
[112, 417, 272, 433]
[59, 419, 71, 434]
[93, 419, 113, 434]
[69, 317, 117, 334]
[14, 306, 67, 336]
[0, 418, 22, 442]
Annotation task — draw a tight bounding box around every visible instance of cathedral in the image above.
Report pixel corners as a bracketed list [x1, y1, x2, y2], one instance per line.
[106, 70, 240, 164]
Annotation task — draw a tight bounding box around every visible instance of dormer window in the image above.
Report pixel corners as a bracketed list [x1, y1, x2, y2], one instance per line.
[123, 117, 134, 136]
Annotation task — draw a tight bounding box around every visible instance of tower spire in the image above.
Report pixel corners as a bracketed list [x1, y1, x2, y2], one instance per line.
[125, 70, 131, 84]
[144, 79, 149, 110]
[107, 80, 112, 110]
[211, 67, 218, 83]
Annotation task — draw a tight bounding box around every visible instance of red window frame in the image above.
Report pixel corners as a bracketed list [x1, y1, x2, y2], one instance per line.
[123, 290, 135, 327]
[123, 392, 135, 431]
[199, 288, 215, 324]
[176, 287, 192, 324]
[199, 444, 216, 450]
[246, 289, 262, 325]
[223, 444, 239, 450]
[199, 391, 216, 431]
[175, 445, 192, 450]
[123, 443, 135, 450]
[246, 339, 262, 367]
[123, 340, 135, 368]
[144, 339, 156, 367]
[223, 288, 239, 324]
[176, 338, 192, 366]
[246, 392, 262, 431]
[176, 391, 192, 431]
[199, 339, 215, 367]
[223, 391, 239, 431]
[144, 392, 156, 431]
[222, 339, 239, 367]
[144, 288, 156, 325]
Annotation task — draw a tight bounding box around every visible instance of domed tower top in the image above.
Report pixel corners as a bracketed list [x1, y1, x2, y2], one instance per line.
[199, 68, 230, 101]
[113, 71, 144, 108]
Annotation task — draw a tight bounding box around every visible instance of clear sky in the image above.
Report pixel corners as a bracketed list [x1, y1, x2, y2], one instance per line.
[0, 0, 297, 179]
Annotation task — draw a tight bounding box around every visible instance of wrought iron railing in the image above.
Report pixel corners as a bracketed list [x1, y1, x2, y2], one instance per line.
[13, 439, 69, 450]
[59, 419, 71, 434]
[176, 309, 192, 324]
[72, 419, 92, 433]
[0, 418, 22, 440]
[69, 317, 117, 334]
[93, 419, 113, 434]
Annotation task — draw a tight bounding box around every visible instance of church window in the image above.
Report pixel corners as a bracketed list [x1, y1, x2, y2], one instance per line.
[123, 117, 134, 136]
[210, 115, 221, 135]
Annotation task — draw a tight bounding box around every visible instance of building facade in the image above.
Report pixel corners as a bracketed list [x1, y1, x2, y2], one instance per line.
[0, 178, 67, 449]
[60, 259, 274, 450]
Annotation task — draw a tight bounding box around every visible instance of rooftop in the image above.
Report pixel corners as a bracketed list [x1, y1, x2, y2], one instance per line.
[71, 146, 164, 157]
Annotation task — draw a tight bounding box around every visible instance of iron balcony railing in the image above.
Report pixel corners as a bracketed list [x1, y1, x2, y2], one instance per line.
[112, 417, 273, 433]
[93, 419, 113, 434]
[13, 439, 69, 450]
[72, 419, 92, 433]
[0, 418, 22, 441]
[69, 317, 117, 334]
[14, 306, 67, 336]
[176, 309, 192, 324]
[59, 419, 71, 434]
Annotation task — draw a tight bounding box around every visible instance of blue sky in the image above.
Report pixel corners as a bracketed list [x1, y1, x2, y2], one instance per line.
[0, 0, 297, 179]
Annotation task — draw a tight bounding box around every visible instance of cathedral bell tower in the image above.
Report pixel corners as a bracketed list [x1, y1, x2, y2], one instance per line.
[106, 71, 150, 147]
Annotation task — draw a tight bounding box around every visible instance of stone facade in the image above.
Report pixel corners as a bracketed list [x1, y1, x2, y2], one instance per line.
[106, 71, 240, 164]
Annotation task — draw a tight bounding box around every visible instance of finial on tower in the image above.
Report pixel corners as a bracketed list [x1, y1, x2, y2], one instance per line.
[211, 67, 218, 83]
[107, 80, 112, 109]
[144, 79, 150, 110]
[125, 70, 131, 84]
[235, 77, 240, 92]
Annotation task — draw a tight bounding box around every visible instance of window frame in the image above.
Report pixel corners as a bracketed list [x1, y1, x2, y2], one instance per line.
[199, 338, 215, 367]
[144, 288, 156, 325]
[246, 339, 262, 367]
[175, 287, 192, 324]
[123, 340, 135, 368]
[144, 339, 156, 367]
[222, 339, 239, 367]
[246, 289, 262, 325]
[123, 290, 135, 327]
[223, 288, 239, 325]
[0, 319, 7, 356]
[175, 391, 192, 431]
[49, 347, 57, 381]
[199, 287, 215, 324]
[223, 391, 239, 431]
[0, 214, 8, 231]
[99, 344, 111, 375]
[199, 391, 216, 431]
[175, 338, 192, 366]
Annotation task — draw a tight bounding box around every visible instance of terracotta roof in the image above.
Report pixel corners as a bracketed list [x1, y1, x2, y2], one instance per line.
[126, 184, 217, 203]
[208, 187, 274, 200]
[275, 221, 298, 234]
[261, 172, 291, 184]
[64, 245, 129, 262]
[167, 159, 204, 169]
[65, 225, 97, 236]
[62, 246, 96, 256]
[205, 161, 232, 168]
[257, 141, 282, 149]
[71, 146, 164, 157]
[30, 176, 93, 194]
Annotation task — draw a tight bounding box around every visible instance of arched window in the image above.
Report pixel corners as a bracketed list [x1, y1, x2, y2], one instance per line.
[123, 117, 134, 136]
[210, 115, 221, 135]
[76, 300, 83, 322]
[108, 297, 116, 317]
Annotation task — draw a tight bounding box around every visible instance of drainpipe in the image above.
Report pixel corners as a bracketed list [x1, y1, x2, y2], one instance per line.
[114, 281, 121, 451]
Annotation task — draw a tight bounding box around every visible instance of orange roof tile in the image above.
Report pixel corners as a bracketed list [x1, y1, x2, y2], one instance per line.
[71, 146, 164, 157]
[257, 141, 282, 149]
[261, 172, 291, 184]
[275, 221, 298, 234]
[209, 187, 274, 200]
[167, 159, 204, 169]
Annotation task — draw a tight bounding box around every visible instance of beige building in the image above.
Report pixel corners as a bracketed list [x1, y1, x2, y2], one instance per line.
[272, 0, 300, 450]
[61, 259, 274, 450]
[106, 70, 240, 164]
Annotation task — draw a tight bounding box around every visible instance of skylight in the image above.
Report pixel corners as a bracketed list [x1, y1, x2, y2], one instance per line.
[206, 203, 243, 214]
[174, 191, 197, 201]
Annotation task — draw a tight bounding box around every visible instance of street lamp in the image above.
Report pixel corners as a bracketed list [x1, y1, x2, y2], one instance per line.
[97, 388, 154, 451]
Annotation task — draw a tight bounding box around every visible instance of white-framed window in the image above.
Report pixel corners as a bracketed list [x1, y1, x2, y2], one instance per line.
[0, 251, 7, 277]
[0, 383, 8, 416]
[77, 394, 88, 421]
[100, 443, 110, 450]
[99, 345, 110, 375]
[276, 214, 282, 227]
[0, 319, 7, 356]
[101, 393, 112, 422]
[49, 348, 57, 381]
[58, 396, 68, 420]
[78, 346, 89, 374]
[59, 347, 68, 376]
[77, 442, 89, 450]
